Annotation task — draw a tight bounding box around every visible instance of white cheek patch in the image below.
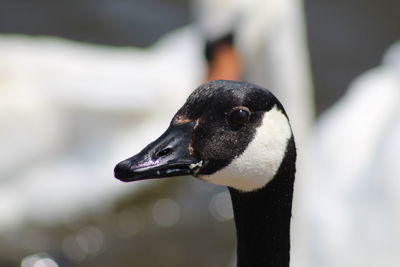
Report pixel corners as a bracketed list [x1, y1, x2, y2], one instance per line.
[201, 106, 292, 192]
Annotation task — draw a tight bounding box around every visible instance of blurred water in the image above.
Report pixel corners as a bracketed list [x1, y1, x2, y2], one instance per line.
[305, 0, 400, 113]
[0, 0, 190, 47]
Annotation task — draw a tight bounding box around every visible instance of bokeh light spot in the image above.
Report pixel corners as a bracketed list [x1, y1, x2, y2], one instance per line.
[21, 254, 59, 267]
[209, 191, 233, 221]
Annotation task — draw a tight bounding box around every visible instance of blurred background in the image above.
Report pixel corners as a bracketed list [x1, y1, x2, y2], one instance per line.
[1, 0, 400, 266]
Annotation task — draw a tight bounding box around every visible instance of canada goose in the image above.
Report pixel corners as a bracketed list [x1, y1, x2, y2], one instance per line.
[114, 80, 296, 267]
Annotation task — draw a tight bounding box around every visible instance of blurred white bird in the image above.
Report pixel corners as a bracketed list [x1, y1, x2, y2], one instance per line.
[296, 41, 400, 267]
[0, 27, 206, 230]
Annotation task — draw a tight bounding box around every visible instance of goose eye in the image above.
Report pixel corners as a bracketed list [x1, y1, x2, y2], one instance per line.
[228, 108, 250, 129]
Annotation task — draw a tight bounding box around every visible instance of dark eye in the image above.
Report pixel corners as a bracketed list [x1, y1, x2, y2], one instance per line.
[228, 108, 250, 129]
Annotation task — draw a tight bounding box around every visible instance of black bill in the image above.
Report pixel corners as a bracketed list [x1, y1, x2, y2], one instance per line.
[114, 122, 202, 182]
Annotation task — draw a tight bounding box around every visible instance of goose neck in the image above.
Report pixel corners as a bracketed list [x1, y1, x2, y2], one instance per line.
[228, 136, 296, 267]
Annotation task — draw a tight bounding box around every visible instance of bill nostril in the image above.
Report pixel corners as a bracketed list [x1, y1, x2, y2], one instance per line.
[156, 147, 173, 158]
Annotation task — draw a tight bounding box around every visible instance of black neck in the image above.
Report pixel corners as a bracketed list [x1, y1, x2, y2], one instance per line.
[228, 136, 296, 267]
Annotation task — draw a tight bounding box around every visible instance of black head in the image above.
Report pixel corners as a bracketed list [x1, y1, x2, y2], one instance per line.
[114, 80, 293, 192]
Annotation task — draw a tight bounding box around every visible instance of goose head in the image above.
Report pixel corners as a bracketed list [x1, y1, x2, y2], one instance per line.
[114, 80, 293, 192]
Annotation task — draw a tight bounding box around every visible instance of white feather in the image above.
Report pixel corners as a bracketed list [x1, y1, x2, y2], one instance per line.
[201, 106, 291, 192]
